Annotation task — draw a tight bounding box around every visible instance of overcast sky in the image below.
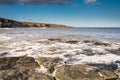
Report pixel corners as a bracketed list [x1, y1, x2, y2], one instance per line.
[0, 0, 120, 27]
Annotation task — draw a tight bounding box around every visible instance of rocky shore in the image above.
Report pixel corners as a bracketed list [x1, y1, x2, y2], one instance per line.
[0, 56, 120, 80]
[0, 35, 120, 80]
[0, 17, 70, 28]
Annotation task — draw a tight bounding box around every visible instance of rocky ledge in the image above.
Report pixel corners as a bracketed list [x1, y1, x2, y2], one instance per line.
[0, 55, 120, 80]
[0, 17, 71, 28]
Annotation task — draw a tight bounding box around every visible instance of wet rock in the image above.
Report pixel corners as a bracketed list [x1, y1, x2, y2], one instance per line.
[38, 57, 63, 67]
[64, 54, 74, 58]
[0, 56, 40, 71]
[118, 48, 120, 51]
[66, 40, 79, 44]
[82, 40, 110, 46]
[94, 41, 110, 46]
[56, 64, 118, 80]
[82, 49, 98, 56]
[0, 52, 8, 56]
[83, 40, 91, 43]
[114, 61, 120, 69]
[48, 38, 62, 42]
[0, 70, 55, 80]
[37, 57, 63, 73]
[105, 48, 120, 55]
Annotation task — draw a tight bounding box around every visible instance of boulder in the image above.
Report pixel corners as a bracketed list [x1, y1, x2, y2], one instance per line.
[0, 56, 40, 71]
[56, 64, 118, 80]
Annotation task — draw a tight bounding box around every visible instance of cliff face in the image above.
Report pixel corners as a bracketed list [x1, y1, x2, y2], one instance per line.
[0, 17, 70, 28]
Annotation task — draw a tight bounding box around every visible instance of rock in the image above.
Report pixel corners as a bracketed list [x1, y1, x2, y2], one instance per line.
[82, 49, 95, 56]
[66, 40, 79, 44]
[64, 54, 73, 58]
[37, 57, 63, 67]
[0, 70, 55, 80]
[32, 73, 55, 80]
[118, 48, 120, 51]
[48, 38, 62, 42]
[0, 56, 40, 71]
[114, 61, 120, 69]
[83, 40, 91, 43]
[82, 40, 110, 46]
[0, 52, 8, 56]
[94, 41, 110, 46]
[0, 56, 56, 80]
[37, 57, 63, 73]
[105, 48, 120, 55]
[56, 64, 118, 80]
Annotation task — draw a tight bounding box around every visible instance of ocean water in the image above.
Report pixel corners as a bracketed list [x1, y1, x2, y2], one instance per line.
[0, 27, 120, 42]
[0, 27, 120, 65]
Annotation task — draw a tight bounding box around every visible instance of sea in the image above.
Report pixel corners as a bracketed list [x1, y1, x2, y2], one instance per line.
[0, 27, 120, 64]
[0, 27, 120, 42]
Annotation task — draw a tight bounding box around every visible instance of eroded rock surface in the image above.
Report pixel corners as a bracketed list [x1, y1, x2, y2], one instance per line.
[0, 56, 56, 80]
[56, 64, 119, 80]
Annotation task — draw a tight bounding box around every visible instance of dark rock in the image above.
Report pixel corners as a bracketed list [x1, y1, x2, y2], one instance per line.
[118, 48, 120, 51]
[48, 38, 62, 42]
[66, 40, 79, 44]
[0, 52, 8, 56]
[94, 41, 110, 46]
[64, 54, 73, 58]
[105, 49, 120, 55]
[82, 49, 96, 56]
[83, 40, 91, 43]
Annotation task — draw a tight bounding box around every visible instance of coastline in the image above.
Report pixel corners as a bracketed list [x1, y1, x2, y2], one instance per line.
[0, 33, 120, 80]
[0, 17, 71, 28]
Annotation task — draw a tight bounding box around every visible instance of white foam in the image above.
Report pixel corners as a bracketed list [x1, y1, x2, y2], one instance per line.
[71, 54, 120, 64]
[1, 38, 120, 65]
[0, 35, 11, 41]
[36, 65, 48, 73]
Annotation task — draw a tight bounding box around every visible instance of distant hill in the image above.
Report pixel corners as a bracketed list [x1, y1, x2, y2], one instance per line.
[0, 17, 71, 28]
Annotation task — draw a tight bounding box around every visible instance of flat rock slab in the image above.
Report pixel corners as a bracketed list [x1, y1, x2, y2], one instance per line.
[56, 64, 118, 80]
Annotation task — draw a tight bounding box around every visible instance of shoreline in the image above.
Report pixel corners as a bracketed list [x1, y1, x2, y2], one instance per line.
[0, 17, 71, 28]
[0, 30, 120, 80]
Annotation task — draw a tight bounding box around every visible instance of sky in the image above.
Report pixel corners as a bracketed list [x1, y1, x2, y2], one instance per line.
[0, 0, 120, 27]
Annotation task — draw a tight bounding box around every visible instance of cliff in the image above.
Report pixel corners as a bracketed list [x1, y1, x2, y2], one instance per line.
[0, 17, 71, 28]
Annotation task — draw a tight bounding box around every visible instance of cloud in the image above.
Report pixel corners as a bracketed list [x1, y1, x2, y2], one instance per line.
[0, 0, 100, 5]
[0, 0, 75, 5]
[84, 0, 98, 4]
